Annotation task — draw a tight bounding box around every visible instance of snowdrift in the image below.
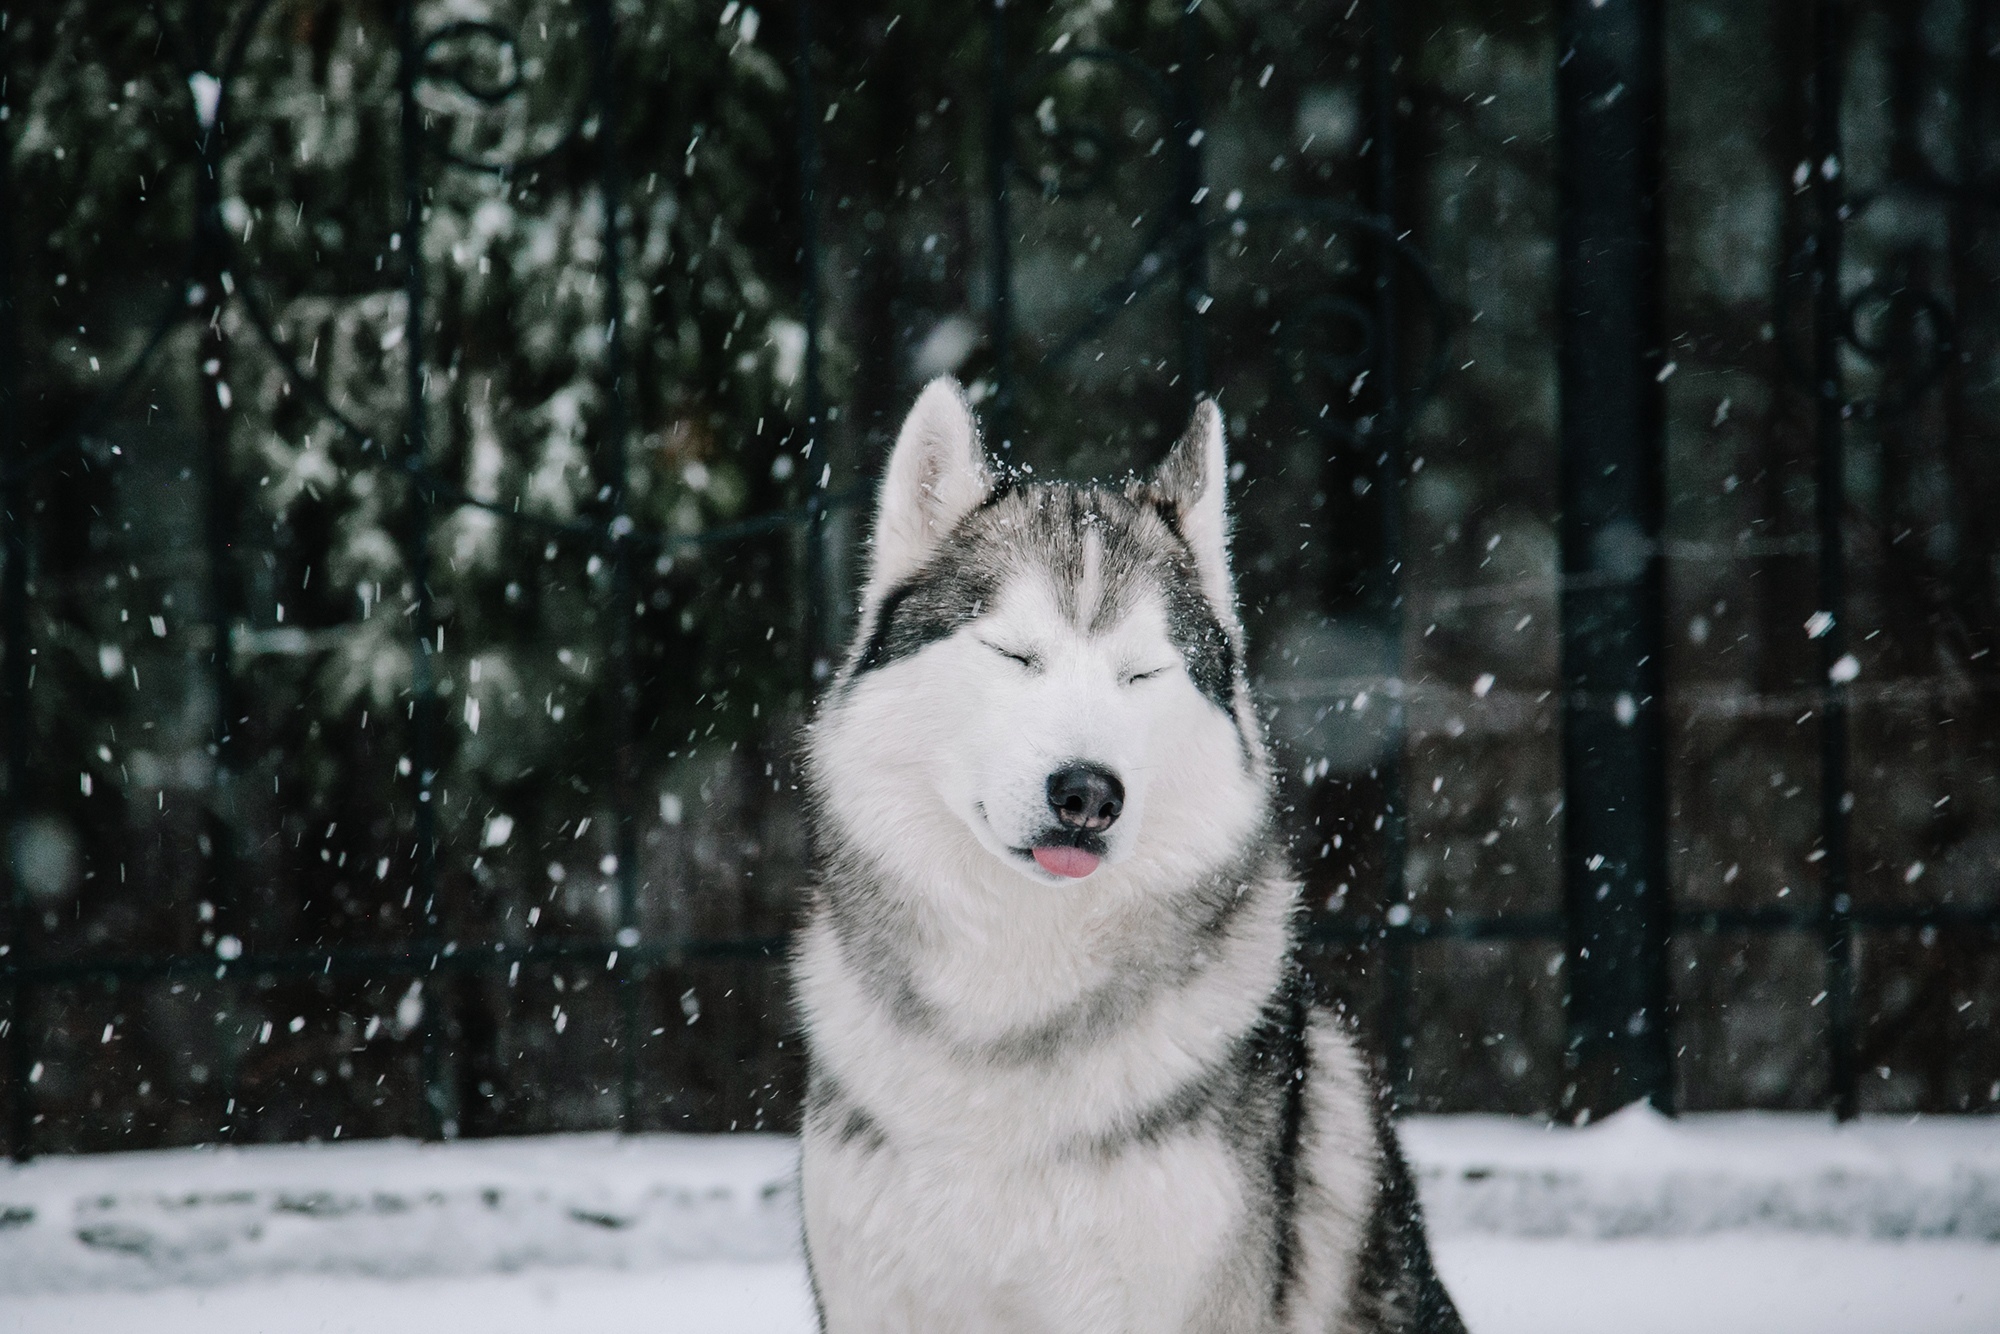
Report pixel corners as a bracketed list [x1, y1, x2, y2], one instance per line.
[2, 1106, 1994, 1295]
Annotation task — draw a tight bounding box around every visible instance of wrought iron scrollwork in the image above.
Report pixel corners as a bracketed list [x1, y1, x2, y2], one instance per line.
[1780, 184, 1960, 423]
[1003, 46, 1449, 448]
[1, 0, 278, 484]
[1010, 49, 1172, 202]
[176, 2, 737, 557]
[424, 20, 528, 105]
[1231, 204, 1449, 447]
[414, 19, 591, 174]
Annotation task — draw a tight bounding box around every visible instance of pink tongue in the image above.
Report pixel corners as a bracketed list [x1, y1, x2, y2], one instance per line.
[1033, 846, 1101, 878]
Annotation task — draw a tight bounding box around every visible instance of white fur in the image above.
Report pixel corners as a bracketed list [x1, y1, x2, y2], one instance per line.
[798, 383, 1384, 1333]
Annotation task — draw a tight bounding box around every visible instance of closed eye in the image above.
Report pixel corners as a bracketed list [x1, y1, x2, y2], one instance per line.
[1122, 665, 1174, 686]
[979, 640, 1042, 671]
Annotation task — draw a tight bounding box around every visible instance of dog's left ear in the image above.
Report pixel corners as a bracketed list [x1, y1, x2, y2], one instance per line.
[1148, 398, 1236, 613]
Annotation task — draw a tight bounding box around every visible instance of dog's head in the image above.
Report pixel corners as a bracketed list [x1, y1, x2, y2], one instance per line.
[808, 379, 1268, 896]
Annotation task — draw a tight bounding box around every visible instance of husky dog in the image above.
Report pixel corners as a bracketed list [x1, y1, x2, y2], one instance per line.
[795, 379, 1463, 1334]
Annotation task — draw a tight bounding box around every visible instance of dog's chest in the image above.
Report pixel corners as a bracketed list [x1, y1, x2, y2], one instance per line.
[803, 1119, 1258, 1333]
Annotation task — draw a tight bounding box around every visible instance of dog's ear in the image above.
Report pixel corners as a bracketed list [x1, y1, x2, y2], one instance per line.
[1149, 398, 1236, 613]
[868, 377, 992, 592]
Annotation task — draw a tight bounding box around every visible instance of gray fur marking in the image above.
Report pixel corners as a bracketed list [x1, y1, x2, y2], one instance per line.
[807, 1072, 889, 1155]
[849, 480, 1238, 715]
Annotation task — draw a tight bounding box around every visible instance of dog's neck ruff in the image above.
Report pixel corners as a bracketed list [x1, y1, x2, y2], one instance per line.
[796, 843, 1298, 1155]
[811, 826, 1288, 1039]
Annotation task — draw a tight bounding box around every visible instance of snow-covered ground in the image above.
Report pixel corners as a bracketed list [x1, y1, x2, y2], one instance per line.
[3, 1105, 1996, 1333]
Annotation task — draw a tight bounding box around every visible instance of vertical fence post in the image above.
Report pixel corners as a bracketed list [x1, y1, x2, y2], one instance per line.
[794, 0, 830, 684]
[1366, 0, 1415, 1111]
[984, 0, 1014, 452]
[1172, 8, 1209, 402]
[1555, 0, 1673, 1118]
[587, 0, 644, 1131]
[1810, 0, 1857, 1123]
[190, 3, 245, 1144]
[0, 13, 32, 1163]
[395, 0, 452, 1141]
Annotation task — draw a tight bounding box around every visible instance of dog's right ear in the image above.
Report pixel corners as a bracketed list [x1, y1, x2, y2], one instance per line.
[867, 377, 992, 593]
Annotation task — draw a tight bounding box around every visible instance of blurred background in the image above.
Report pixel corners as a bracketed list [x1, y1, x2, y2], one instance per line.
[0, 0, 1996, 1161]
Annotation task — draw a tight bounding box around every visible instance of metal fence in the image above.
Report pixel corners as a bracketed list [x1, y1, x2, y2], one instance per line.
[2, 0, 1998, 1159]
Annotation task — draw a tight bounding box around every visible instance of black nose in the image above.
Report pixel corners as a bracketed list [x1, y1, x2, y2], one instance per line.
[1047, 764, 1124, 832]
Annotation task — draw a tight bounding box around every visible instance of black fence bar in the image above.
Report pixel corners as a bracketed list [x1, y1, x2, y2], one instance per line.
[192, 19, 241, 1021]
[1312, 904, 2000, 956]
[1810, 0, 1858, 1123]
[1555, 0, 1673, 1118]
[1, 935, 791, 989]
[1171, 8, 1208, 401]
[1365, 0, 1417, 1109]
[192, 0, 248, 1151]
[394, 0, 453, 1141]
[585, 0, 644, 1130]
[984, 0, 1014, 451]
[0, 5, 31, 1165]
[7, 898, 1989, 993]
[795, 0, 832, 683]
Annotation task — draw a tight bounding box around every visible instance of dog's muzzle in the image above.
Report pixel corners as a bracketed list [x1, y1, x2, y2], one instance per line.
[1028, 764, 1123, 878]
